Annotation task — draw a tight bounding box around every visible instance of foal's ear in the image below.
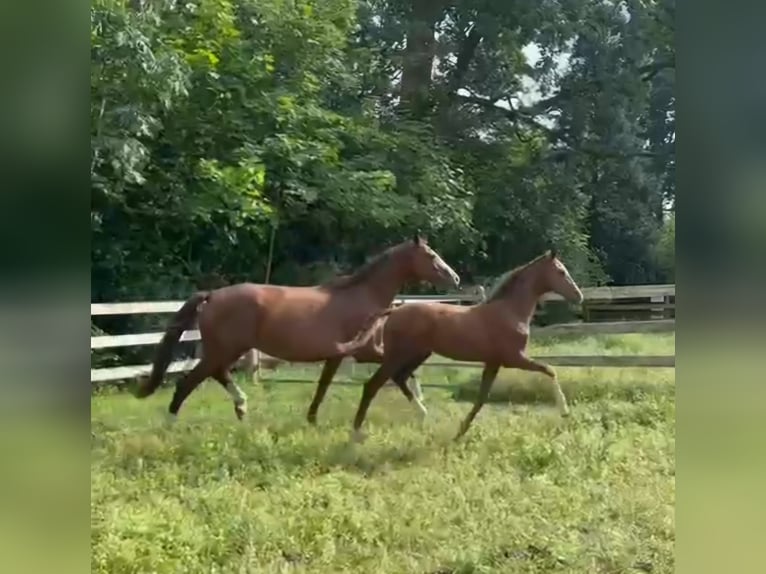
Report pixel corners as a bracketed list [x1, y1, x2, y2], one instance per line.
[547, 247, 557, 259]
[412, 231, 425, 245]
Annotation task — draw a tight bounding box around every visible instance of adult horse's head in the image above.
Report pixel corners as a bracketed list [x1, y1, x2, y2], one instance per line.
[403, 233, 461, 289]
[537, 249, 583, 304]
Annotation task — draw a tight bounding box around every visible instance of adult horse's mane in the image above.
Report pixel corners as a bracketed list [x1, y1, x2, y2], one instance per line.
[319, 242, 402, 290]
[485, 252, 549, 302]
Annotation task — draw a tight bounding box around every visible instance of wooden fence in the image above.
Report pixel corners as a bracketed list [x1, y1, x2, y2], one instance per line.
[91, 284, 675, 384]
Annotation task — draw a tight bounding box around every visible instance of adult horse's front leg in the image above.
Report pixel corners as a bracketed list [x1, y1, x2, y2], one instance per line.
[455, 363, 500, 439]
[508, 354, 570, 416]
[306, 357, 343, 425]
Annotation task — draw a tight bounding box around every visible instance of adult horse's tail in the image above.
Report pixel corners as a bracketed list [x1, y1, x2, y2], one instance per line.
[336, 306, 395, 356]
[133, 291, 210, 399]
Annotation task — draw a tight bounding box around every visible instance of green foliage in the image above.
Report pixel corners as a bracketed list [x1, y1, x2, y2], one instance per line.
[654, 213, 675, 281]
[91, 0, 675, 303]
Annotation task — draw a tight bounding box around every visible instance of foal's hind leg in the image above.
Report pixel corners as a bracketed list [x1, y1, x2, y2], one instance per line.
[408, 373, 424, 401]
[455, 363, 500, 440]
[391, 353, 431, 420]
[167, 359, 215, 423]
[351, 362, 400, 443]
[213, 369, 248, 421]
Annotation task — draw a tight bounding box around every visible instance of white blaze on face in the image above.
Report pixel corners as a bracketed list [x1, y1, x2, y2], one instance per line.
[554, 259, 583, 302]
[430, 247, 461, 287]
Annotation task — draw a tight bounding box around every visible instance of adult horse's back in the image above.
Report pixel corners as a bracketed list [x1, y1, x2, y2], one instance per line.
[134, 235, 460, 421]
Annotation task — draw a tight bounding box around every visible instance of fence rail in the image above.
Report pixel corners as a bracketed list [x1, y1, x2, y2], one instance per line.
[91, 284, 675, 383]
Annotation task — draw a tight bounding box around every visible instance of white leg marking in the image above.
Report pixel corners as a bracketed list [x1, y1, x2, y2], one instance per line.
[226, 382, 247, 407]
[552, 377, 570, 416]
[164, 412, 177, 427]
[408, 376, 424, 401]
[413, 396, 428, 420]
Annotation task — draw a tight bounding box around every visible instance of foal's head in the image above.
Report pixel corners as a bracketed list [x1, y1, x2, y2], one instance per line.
[400, 234, 460, 288]
[536, 249, 583, 303]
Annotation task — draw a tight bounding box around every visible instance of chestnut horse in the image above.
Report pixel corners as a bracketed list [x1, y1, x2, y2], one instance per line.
[134, 235, 460, 421]
[307, 283, 488, 424]
[304, 237, 461, 424]
[348, 250, 583, 442]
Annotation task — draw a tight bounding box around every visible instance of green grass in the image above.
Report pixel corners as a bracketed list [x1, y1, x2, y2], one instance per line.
[91, 334, 675, 574]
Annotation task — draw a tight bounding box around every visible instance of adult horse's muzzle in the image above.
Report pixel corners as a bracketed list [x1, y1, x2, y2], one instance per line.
[445, 269, 461, 289]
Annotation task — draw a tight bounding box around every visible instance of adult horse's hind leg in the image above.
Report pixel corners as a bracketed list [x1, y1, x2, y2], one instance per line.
[455, 363, 500, 440]
[213, 369, 247, 421]
[306, 357, 343, 425]
[167, 359, 215, 422]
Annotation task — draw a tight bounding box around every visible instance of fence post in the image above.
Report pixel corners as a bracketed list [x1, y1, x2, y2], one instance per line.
[650, 295, 663, 321]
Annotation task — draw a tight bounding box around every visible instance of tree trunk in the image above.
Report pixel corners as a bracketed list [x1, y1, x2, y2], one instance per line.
[399, 0, 443, 117]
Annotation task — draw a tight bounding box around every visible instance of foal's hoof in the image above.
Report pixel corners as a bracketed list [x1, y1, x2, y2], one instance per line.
[306, 414, 318, 426]
[349, 428, 367, 444]
[454, 421, 471, 441]
[235, 405, 247, 421]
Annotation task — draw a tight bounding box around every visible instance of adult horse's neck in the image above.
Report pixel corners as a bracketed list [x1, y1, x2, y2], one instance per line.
[352, 253, 410, 306]
[322, 247, 410, 307]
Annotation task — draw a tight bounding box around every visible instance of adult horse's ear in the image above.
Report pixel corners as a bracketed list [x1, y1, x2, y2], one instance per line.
[413, 231, 425, 245]
[548, 247, 557, 259]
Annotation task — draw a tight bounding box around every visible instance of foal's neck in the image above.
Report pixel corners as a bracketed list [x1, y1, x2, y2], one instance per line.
[499, 274, 544, 324]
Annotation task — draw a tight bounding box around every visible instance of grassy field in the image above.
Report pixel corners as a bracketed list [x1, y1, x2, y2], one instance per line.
[91, 333, 675, 574]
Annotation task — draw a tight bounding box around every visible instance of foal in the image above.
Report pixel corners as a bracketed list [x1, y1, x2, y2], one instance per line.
[349, 250, 583, 441]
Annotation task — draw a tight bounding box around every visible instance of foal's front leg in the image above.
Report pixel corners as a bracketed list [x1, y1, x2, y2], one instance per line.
[455, 363, 500, 439]
[507, 354, 570, 416]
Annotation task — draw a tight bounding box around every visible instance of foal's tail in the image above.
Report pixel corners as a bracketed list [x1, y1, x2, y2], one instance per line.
[336, 306, 395, 356]
[133, 291, 210, 399]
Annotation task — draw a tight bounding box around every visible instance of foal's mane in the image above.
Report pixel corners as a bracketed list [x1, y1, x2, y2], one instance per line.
[485, 252, 549, 302]
[319, 242, 404, 290]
